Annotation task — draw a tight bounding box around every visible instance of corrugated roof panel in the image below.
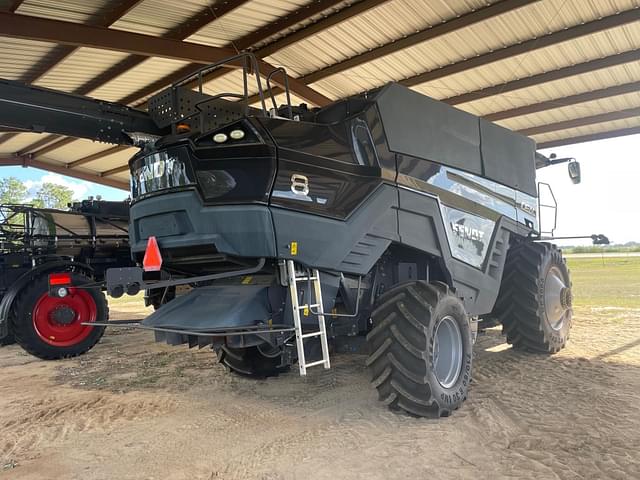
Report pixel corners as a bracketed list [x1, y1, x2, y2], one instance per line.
[245, 1, 353, 51]
[281, 1, 638, 100]
[34, 139, 117, 165]
[109, 171, 131, 183]
[531, 115, 640, 144]
[267, 0, 491, 78]
[15, 0, 109, 23]
[32, 48, 131, 94]
[78, 147, 138, 172]
[202, 68, 252, 96]
[111, 0, 211, 37]
[460, 61, 640, 117]
[414, 21, 640, 103]
[0, 38, 58, 80]
[187, 0, 308, 48]
[89, 57, 191, 102]
[497, 91, 640, 131]
[0, 133, 50, 155]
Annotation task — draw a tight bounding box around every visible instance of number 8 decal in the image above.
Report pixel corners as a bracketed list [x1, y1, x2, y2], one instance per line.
[290, 174, 309, 196]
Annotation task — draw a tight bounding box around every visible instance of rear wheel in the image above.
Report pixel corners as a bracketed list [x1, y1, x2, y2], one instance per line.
[366, 281, 473, 417]
[215, 344, 289, 378]
[494, 242, 572, 353]
[0, 331, 15, 346]
[12, 273, 107, 359]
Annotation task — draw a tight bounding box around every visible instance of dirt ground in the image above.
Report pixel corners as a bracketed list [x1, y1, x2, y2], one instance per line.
[1, 257, 639, 480]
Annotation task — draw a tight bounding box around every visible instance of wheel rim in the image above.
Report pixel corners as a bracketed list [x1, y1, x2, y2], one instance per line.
[32, 289, 97, 347]
[433, 315, 463, 389]
[544, 265, 572, 330]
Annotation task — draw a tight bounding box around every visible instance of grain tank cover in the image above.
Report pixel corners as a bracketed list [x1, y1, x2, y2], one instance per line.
[372, 83, 537, 196]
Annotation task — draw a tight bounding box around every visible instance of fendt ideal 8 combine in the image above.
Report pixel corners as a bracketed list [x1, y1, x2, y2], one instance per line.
[0, 54, 591, 416]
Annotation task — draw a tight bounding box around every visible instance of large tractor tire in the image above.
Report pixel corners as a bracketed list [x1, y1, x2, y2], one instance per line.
[494, 242, 572, 353]
[215, 344, 289, 378]
[0, 331, 15, 346]
[367, 281, 473, 417]
[12, 273, 107, 360]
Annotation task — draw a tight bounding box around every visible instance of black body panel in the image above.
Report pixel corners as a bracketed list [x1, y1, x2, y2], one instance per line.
[129, 190, 276, 259]
[375, 84, 483, 176]
[372, 83, 537, 196]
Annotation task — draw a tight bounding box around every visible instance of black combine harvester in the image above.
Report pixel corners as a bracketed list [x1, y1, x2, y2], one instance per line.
[0, 53, 600, 417]
[0, 199, 131, 357]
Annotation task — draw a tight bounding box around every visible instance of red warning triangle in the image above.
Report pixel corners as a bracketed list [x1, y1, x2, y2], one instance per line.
[143, 236, 163, 272]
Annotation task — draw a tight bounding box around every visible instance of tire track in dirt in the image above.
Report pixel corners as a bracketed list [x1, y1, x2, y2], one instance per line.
[0, 390, 175, 466]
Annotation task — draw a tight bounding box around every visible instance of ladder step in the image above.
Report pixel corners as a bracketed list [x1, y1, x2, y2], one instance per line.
[295, 276, 318, 281]
[298, 303, 320, 310]
[303, 360, 327, 368]
[301, 331, 322, 339]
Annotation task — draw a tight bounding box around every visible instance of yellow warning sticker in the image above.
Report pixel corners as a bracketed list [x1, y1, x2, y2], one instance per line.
[303, 306, 309, 316]
[290, 241, 298, 256]
[241, 276, 253, 285]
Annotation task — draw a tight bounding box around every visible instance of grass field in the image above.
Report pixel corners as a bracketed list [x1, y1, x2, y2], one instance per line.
[568, 256, 640, 308]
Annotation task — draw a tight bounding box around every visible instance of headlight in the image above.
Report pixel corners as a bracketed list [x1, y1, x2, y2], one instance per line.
[213, 133, 228, 143]
[230, 129, 245, 140]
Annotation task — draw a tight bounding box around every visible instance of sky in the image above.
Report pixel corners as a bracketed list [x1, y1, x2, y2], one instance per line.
[537, 134, 640, 246]
[0, 167, 129, 203]
[1, 134, 638, 246]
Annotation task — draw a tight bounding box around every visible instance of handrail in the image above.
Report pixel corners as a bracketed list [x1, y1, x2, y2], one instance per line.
[171, 52, 268, 116]
[266, 67, 292, 118]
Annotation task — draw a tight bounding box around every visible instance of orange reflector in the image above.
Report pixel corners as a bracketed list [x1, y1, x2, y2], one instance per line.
[143, 236, 163, 272]
[176, 123, 190, 133]
[49, 272, 72, 286]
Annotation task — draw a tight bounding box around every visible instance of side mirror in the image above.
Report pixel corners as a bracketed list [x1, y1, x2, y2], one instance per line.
[568, 161, 581, 184]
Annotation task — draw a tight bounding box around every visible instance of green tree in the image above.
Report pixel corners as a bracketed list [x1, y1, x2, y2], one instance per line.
[33, 182, 74, 209]
[0, 176, 27, 204]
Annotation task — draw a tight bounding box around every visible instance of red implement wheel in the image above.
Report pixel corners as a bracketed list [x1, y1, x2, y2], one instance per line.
[12, 273, 107, 359]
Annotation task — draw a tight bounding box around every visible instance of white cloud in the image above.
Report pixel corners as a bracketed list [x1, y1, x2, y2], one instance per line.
[24, 173, 90, 201]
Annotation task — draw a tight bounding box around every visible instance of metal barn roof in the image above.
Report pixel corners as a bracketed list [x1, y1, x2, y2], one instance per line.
[0, 0, 638, 190]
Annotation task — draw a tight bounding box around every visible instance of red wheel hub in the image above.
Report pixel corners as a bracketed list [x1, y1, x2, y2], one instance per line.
[32, 288, 97, 347]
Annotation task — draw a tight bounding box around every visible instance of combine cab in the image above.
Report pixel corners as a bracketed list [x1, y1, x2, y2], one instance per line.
[0, 54, 586, 416]
[0, 199, 131, 358]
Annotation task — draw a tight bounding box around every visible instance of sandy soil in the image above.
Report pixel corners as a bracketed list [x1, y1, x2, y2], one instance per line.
[1, 299, 639, 480]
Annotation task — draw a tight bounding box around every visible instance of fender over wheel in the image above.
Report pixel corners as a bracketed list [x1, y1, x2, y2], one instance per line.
[366, 281, 473, 417]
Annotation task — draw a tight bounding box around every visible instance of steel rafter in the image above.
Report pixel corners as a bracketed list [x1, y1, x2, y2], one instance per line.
[250, 0, 537, 102]
[0, 10, 330, 106]
[518, 107, 640, 136]
[0, 157, 129, 190]
[444, 49, 640, 106]
[124, 0, 350, 107]
[400, 9, 640, 88]
[537, 126, 640, 149]
[68, 146, 132, 169]
[9, 1, 253, 157]
[485, 81, 640, 122]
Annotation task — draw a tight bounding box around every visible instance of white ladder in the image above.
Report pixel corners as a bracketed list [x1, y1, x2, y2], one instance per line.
[286, 260, 331, 375]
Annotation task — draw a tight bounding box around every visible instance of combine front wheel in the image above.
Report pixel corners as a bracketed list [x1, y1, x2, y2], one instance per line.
[494, 242, 572, 353]
[12, 273, 107, 359]
[367, 281, 473, 417]
[215, 344, 289, 378]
